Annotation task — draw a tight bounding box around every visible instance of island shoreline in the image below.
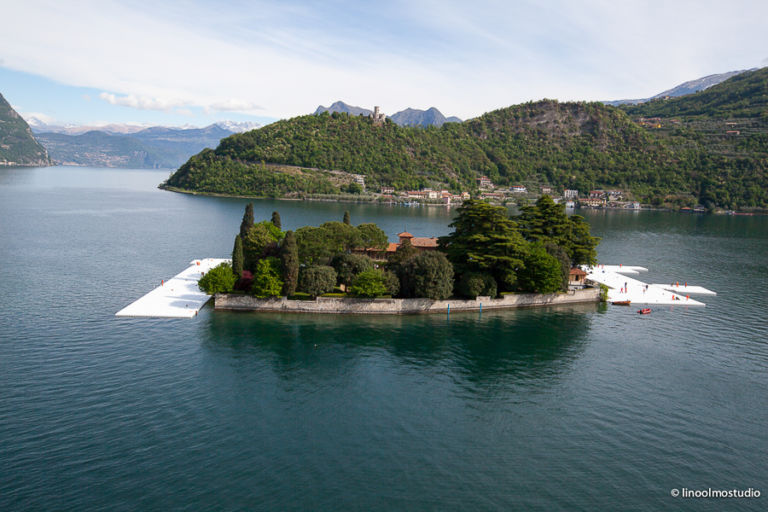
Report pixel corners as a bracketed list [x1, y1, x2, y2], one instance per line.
[214, 288, 600, 315]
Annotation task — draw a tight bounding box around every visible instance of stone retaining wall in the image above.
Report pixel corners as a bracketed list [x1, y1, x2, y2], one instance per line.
[214, 288, 600, 315]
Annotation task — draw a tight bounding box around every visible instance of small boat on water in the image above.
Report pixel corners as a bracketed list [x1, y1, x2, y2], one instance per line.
[638, 308, 652, 315]
[611, 300, 631, 306]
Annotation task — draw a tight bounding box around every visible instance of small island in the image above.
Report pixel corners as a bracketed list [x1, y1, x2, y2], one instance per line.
[202, 196, 602, 314]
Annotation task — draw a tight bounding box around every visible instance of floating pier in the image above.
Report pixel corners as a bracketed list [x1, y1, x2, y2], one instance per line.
[585, 265, 715, 306]
[115, 258, 229, 318]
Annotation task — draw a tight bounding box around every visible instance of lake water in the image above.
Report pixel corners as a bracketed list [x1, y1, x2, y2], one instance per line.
[1, 166, 766, 511]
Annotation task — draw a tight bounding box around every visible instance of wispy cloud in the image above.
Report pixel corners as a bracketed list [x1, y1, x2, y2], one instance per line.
[2, 0, 768, 120]
[99, 92, 187, 111]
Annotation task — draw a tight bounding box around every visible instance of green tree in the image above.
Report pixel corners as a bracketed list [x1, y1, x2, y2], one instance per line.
[515, 196, 599, 266]
[295, 225, 335, 265]
[319, 221, 362, 253]
[345, 182, 363, 194]
[271, 211, 282, 230]
[439, 199, 528, 290]
[232, 235, 244, 277]
[299, 265, 337, 298]
[457, 272, 497, 299]
[382, 270, 400, 296]
[350, 269, 388, 298]
[516, 196, 571, 247]
[198, 262, 237, 295]
[240, 203, 254, 239]
[355, 223, 388, 250]
[243, 220, 284, 270]
[389, 237, 417, 267]
[544, 242, 570, 291]
[280, 230, 299, 296]
[330, 253, 374, 290]
[251, 257, 283, 297]
[343, 210, 351, 225]
[400, 251, 454, 300]
[569, 215, 600, 266]
[517, 244, 563, 293]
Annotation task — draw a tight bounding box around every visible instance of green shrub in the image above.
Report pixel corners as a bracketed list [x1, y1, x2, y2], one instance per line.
[299, 265, 337, 298]
[251, 257, 283, 297]
[457, 272, 497, 298]
[350, 269, 388, 298]
[198, 263, 237, 295]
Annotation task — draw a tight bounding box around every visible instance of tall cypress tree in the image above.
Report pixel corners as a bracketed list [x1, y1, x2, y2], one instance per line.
[343, 210, 351, 225]
[271, 211, 282, 230]
[232, 235, 244, 277]
[280, 230, 299, 296]
[240, 203, 254, 239]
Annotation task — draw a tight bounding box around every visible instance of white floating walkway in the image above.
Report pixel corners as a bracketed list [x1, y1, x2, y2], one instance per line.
[116, 258, 229, 318]
[585, 264, 714, 306]
[650, 284, 717, 296]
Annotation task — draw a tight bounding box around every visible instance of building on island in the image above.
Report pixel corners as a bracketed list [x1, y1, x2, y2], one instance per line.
[380, 186, 395, 195]
[353, 231, 439, 261]
[568, 268, 587, 289]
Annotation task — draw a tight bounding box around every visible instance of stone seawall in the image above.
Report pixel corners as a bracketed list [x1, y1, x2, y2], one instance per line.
[214, 288, 600, 315]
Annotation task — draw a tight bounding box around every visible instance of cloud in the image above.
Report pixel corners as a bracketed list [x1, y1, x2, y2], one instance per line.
[2, 1, 768, 120]
[99, 92, 187, 111]
[99, 91, 263, 115]
[205, 99, 263, 113]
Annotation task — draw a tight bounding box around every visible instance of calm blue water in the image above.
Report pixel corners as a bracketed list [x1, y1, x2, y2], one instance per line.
[1, 166, 766, 511]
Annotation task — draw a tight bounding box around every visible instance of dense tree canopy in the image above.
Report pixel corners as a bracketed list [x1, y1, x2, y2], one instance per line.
[439, 200, 529, 290]
[243, 221, 284, 270]
[516, 195, 600, 266]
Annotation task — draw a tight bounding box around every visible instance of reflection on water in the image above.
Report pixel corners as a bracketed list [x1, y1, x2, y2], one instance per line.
[203, 304, 596, 390]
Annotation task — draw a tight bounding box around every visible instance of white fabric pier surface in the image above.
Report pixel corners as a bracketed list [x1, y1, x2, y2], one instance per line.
[585, 265, 709, 306]
[116, 258, 229, 318]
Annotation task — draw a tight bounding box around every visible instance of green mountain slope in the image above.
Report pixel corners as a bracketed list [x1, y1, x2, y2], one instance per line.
[0, 93, 51, 167]
[166, 73, 768, 209]
[619, 67, 768, 207]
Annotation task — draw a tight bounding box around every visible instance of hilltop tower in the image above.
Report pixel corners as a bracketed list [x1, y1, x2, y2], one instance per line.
[371, 106, 385, 126]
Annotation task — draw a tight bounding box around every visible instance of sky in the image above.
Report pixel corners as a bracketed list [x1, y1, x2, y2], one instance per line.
[1, 0, 767, 127]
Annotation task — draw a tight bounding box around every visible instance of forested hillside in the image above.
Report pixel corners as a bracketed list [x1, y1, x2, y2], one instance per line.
[165, 70, 768, 209]
[0, 93, 51, 167]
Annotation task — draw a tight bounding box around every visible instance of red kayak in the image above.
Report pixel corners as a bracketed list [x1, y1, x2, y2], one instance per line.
[637, 308, 652, 314]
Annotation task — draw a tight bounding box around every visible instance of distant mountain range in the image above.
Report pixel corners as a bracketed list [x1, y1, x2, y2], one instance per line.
[31, 121, 260, 168]
[314, 101, 462, 127]
[604, 69, 756, 106]
[0, 93, 51, 167]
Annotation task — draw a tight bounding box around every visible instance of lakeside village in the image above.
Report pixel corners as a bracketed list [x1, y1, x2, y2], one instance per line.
[365, 174, 647, 211]
[197, 196, 602, 310]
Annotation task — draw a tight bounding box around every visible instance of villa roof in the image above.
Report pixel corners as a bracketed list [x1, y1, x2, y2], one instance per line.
[569, 268, 587, 276]
[411, 237, 439, 248]
[397, 232, 414, 238]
